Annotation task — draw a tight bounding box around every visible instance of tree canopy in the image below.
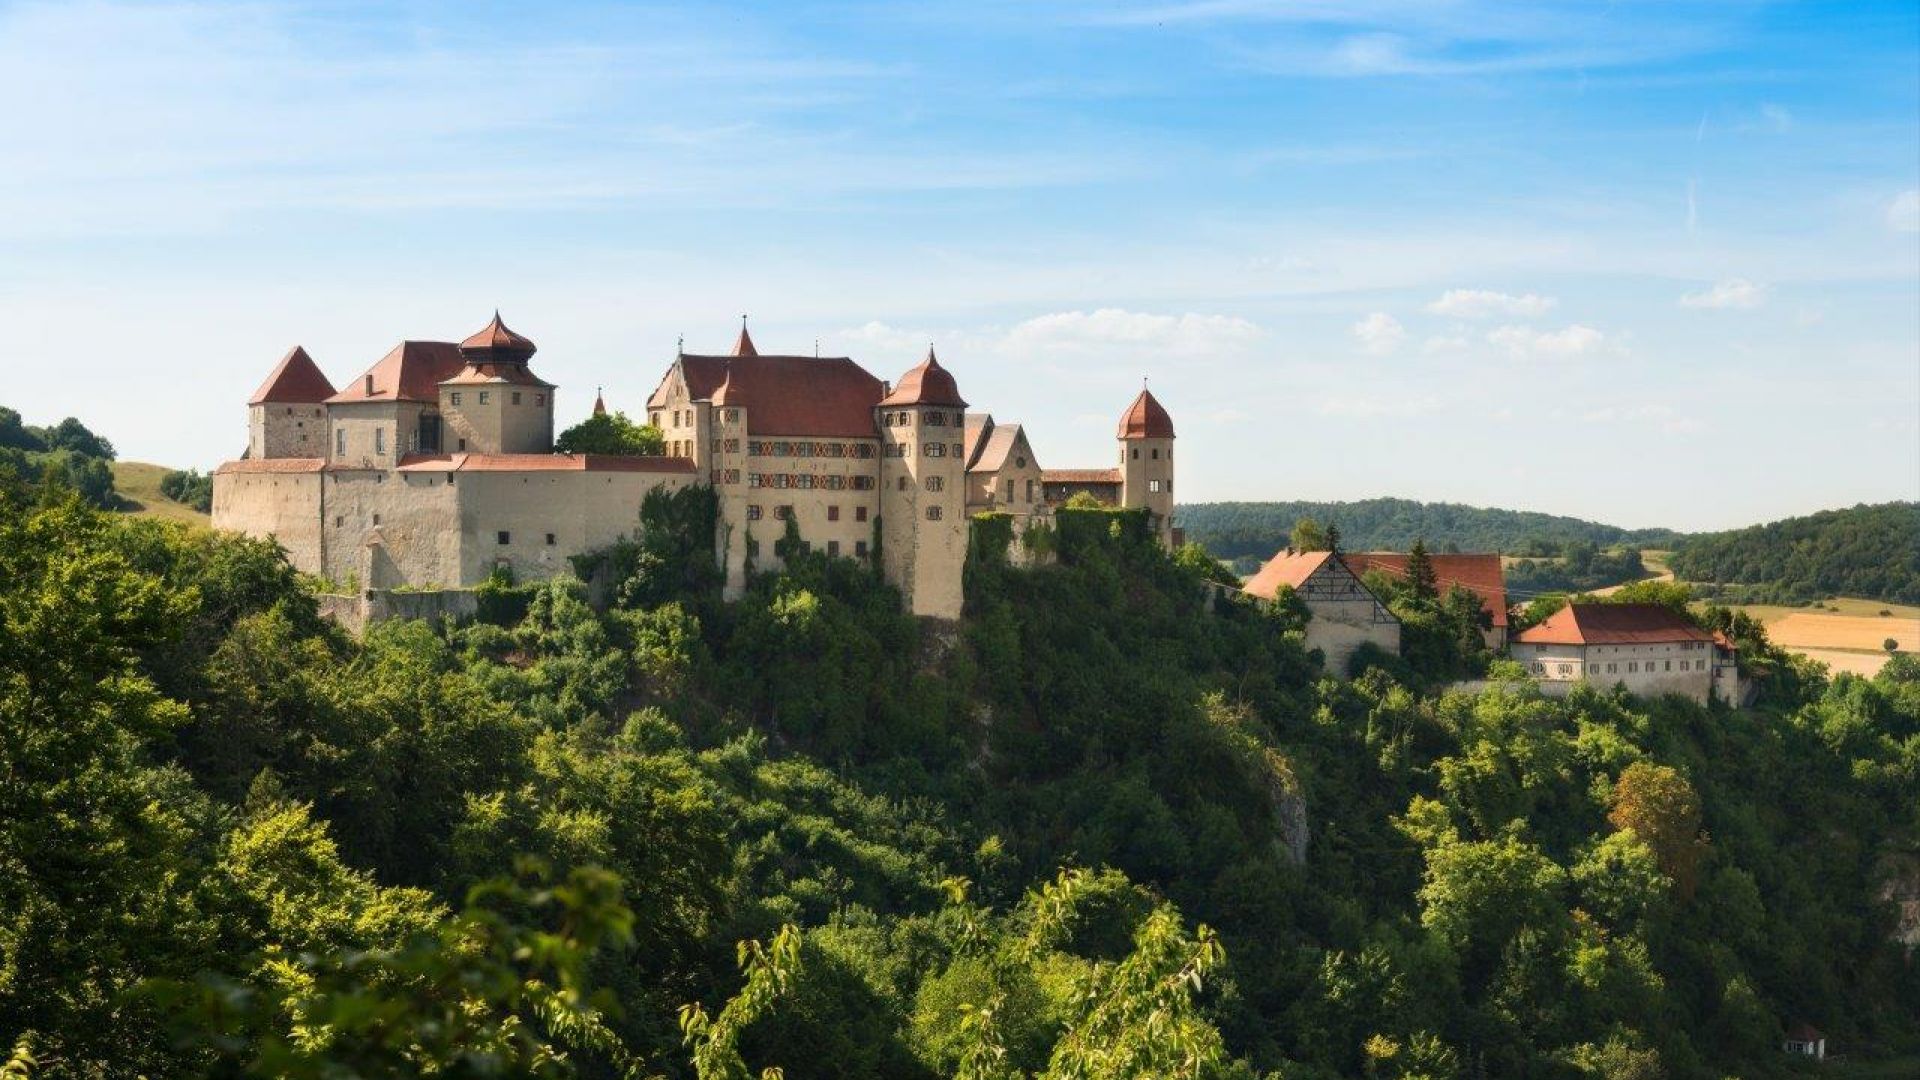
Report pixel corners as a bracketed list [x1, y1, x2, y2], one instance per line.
[556, 410, 667, 456]
[1, 471, 1915, 1078]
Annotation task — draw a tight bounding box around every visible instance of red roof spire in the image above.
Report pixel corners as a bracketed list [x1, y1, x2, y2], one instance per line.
[878, 345, 966, 408]
[732, 316, 758, 358]
[1117, 387, 1174, 440]
[249, 345, 336, 405]
[459, 310, 537, 363]
[712, 363, 742, 406]
[592, 386, 607, 416]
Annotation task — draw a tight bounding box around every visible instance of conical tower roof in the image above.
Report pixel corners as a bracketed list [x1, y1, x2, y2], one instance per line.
[878, 346, 966, 408]
[1116, 387, 1174, 440]
[459, 310, 537, 362]
[250, 345, 336, 405]
[731, 319, 758, 358]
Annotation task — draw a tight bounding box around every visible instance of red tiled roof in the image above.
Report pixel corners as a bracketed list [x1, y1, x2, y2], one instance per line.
[1042, 468, 1121, 484]
[1242, 550, 1334, 597]
[250, 346, 336, 405]
[732, 323, 758, 357]
[216, 457, 327, 474]
[963, 413, 993, 467]
[1784, 1023, 1824, 1042]
[459, 311, 537, 361]
[592, 387, 607, 416]
[1117, 388, 1174, 440]
[879, 347, 967, 408]
[1512, 603, 1712, 646]
[394, 452, 697, 474]
[661, 353, 886, 438]
[969, 422, 1032, 474]
[328, 341, 467, 404]
[1344, 551, 1509, 628]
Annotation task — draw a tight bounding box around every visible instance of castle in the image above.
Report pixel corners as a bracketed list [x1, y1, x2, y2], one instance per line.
[212, 312, 1177, 618]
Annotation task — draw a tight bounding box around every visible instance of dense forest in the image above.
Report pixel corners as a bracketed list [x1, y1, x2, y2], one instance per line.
[3, 456, 1917, 1078]
[1177, 499, 1681, 563]
[1667, 503, 1920, 605]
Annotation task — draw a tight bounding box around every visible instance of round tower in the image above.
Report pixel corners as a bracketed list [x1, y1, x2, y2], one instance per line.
[439, 312, 555, 454]
[876, 348, 968, 619]
[1117, 387, 1175, 546]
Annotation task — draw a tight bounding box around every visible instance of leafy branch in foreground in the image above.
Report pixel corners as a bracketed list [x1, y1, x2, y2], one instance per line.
[149, 859, 641, 1078]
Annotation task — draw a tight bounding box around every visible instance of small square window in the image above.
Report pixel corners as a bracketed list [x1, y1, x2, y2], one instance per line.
[372, 513, 381, 525]
[458, 438, 467, 451]
[535, 394, 545, 406]
[855, 506, 868, 522]
[546, 533, 556, 545]
[512, 392, 522, 405]
[855, 540, 869, 557]
[828, 505, 841, 521]
[451, 392, 462, 405]
[479, 392, 490, 404]
[747, 505, 762, 520]
[497, 531, 511, 545]
[828, 540, 841, 557]
[1148, 479, 1162, 493]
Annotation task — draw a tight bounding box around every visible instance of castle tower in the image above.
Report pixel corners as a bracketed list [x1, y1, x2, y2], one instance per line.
[247, 345, 335, 459]
[439, 312, 555, 454]
[877, 348, 968, 619]
[1117, 387, 1175, 546]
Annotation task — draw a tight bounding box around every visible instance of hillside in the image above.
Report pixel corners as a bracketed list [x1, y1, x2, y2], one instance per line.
[5, 489, 1917, 1078]
[110, 460, 212, 525]
[1668, 502, 1920, 604]
[1179, 497, 1682, 560]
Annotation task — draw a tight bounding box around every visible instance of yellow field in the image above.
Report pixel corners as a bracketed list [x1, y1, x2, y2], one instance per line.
[1721, 601, 1917, 677]
[110, 461, 211, 527]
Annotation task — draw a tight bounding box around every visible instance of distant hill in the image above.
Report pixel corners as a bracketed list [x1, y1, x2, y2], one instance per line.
[1178, 498, 1681, 560]
[111, 461, 212, 526]
[1667, 501, 1920, 604]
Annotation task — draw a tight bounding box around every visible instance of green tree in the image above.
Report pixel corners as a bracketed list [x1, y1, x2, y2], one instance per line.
[1606, 762, 1706, 901]
[1291, 516, 1330, 553]
[555, 410, 666, 456]
[1405, 539, 1438, 600]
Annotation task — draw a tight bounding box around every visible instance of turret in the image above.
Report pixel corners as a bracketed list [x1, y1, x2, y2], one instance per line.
[247, 345, 335, 459]
[1117, 387, 1175, 546]
[438, 312, 555, 454]
[876, 348, 968, 618]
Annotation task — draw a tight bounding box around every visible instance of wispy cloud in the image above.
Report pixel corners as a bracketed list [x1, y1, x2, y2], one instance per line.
[1351, 311, 1405, 354]
[1488, 323, 1605, 359]
[1425, 289, 1557, 319]
[1680, 278, 1768, 309]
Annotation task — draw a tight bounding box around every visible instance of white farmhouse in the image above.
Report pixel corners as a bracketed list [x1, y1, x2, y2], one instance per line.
[1510, 603, 1724, 704]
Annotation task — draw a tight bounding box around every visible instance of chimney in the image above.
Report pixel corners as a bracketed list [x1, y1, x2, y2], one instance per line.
[364, 374, 374, 396]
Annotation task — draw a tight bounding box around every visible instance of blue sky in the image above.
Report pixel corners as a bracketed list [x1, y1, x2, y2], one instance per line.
[3, 0, 1915, 530]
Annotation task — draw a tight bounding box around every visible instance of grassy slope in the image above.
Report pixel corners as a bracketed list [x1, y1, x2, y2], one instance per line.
[110, 461, 210, 527]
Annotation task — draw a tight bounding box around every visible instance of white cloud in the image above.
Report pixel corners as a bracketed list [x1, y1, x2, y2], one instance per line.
[1000, 308, 1261, 356]
[1350, 311, 1405, 355]
[1890, 190, 1920, 233]
[1757, 103, 1792, 132]
[1422, 334, 1470, 354]
[1487, 323, 1605, 358]
[1679, 278, 1768, 309]
[1424, 288, 1557, 319]
[839, 320, 931, 352]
